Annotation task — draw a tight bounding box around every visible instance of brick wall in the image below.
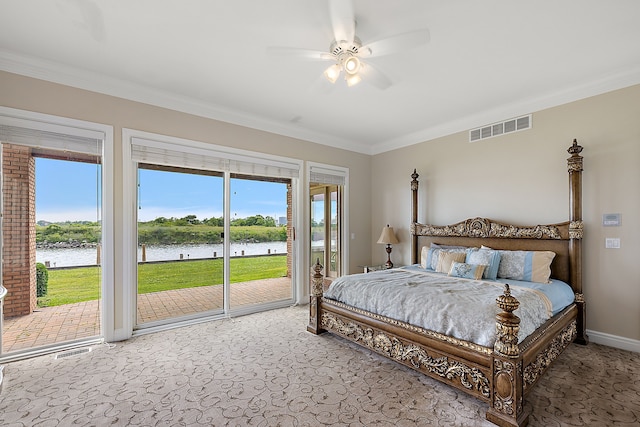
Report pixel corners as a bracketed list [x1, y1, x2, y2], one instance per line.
[2, 144, 36, 317]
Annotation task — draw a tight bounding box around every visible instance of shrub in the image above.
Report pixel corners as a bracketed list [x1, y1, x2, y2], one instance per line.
[36, 262, 49, 297]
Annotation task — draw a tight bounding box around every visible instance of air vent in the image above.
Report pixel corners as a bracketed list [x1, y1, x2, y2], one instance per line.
[469, 115, 531, 142]
[54, 347, 91, 359]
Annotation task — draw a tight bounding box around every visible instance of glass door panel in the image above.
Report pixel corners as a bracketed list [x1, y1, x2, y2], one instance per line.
[136, 165, 224, 325]
[2, 144, 101, 355]
[310, 189, 325, 269]
[229, 175, 292, 309]
[329, 187, 340, 277]
[310, 184, 342, 278]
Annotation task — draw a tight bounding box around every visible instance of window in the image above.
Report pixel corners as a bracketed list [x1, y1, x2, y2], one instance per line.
[0, 107, 113, 359]
[308, 163, 348, 279]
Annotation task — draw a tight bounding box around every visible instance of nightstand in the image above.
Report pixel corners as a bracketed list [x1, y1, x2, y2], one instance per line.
[359, 264, 397, 273]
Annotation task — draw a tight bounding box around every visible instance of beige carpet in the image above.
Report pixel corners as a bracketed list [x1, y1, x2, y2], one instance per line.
[0, 305, 638, 426]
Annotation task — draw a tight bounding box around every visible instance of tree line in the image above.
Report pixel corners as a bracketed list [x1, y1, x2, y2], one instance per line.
[36, 215, 286, 245]
[150, 214, 279, 227]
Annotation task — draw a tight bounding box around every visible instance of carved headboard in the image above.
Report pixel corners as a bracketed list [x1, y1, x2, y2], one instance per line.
[410, 218, 572, 284]
[410, 140, 584, 297]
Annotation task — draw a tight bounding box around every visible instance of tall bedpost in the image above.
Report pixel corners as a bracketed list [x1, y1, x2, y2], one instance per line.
[307, 259, 325, 334]
[487, 285, 529, 427]
[567, 139, 588, 345]
[411, 169, 419, 264]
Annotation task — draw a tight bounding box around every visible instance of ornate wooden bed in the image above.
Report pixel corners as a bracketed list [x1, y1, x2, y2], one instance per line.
[307, 140, 587, 427]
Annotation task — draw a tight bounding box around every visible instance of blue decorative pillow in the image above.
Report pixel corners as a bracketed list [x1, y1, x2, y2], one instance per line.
[448, 262, 486, 280]
[422, 245, 468, 270]
[465, 248, 501, 280]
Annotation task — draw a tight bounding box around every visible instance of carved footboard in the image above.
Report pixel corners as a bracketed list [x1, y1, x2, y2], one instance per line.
[321, 304, 492, 400]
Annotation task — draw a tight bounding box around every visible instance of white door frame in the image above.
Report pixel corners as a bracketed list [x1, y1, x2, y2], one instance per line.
[0, 106, 114, 360]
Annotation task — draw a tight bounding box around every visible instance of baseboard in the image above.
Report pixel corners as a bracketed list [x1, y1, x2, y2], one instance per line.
[586, 329, 640, 353]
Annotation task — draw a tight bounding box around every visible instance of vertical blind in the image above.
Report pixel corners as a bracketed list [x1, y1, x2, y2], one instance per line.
[131, 137, 300, 179]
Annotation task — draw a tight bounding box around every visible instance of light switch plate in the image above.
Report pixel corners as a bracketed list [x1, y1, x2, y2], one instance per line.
[605, 238, 620, 249]
[603, 213, 621, 226]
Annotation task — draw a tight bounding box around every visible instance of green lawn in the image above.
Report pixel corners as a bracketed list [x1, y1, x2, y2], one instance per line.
[37, 255, 287, 307]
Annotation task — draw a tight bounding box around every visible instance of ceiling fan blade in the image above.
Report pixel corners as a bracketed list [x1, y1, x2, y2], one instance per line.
[266, 47, 334, 61]
[329, 0, 355, 43]
[360, 62, 392, 90]
[360, 29, 430, 58]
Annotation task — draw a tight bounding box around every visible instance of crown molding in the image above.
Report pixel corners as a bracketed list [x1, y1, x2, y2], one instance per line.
[3, 49, 639, 157]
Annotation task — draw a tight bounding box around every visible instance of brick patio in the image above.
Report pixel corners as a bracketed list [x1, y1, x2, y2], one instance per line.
[2, 277, 291, 354]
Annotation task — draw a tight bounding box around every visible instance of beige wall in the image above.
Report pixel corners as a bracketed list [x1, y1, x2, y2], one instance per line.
[372, 84, 640, 343]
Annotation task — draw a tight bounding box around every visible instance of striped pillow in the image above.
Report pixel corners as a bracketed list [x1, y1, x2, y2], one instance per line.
[436, 251, 467, 273]
[497, 250, 556, 283]
[422, 245, 468, 270]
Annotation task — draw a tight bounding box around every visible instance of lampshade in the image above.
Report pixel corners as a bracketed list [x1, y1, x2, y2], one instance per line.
[377, 224, 399, 245]
[344, 56, 360, 75]
[323, 64, 341, 84]
[345, 73, 362, 87]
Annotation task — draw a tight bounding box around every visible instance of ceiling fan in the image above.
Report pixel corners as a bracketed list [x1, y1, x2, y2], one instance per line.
[268, 0, 430, 89]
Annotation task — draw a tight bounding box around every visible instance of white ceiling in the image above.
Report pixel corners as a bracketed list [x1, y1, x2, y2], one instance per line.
[2, 0, 640, 155]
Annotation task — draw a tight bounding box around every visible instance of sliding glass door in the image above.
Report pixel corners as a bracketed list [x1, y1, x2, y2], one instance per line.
[310, 184, 341, 279]
[127, 131, 300, 330]
[1, 139, 102, 355]
[136, 165, 224, 325]
[308, 162, 348, 281]
[229, 175, 291, 309]
[310, 187, 326, 272]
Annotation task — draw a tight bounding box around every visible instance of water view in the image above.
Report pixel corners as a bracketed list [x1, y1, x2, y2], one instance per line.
[37, 242, 288, 268]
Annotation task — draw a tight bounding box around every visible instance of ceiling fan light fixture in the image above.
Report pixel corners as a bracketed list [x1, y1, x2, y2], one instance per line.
[324, 63, 341, 83]
[343, 55, 360, 75]
[267, 3, 430, 91]
[345, 72, 362, 87]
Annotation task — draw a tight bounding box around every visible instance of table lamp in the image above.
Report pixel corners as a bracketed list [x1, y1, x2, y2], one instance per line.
[377, 224, 399, 269]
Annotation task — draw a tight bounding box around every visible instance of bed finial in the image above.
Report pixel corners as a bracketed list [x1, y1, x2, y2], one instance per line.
[311, 258, 324, 297]
[494, 284, 521, 358]
[307, 259, 325, 335]
[567, 138, 583, 155]
[567, 139, 584, 173]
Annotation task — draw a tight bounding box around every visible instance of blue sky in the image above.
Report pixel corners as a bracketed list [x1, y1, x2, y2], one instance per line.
[35, 158, 288, 222]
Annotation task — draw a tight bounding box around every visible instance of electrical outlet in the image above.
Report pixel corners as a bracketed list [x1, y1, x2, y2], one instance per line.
[605, 238, 620, 249]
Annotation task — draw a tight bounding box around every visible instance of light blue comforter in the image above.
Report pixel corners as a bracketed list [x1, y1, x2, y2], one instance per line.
[323, 266, 574, 347]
